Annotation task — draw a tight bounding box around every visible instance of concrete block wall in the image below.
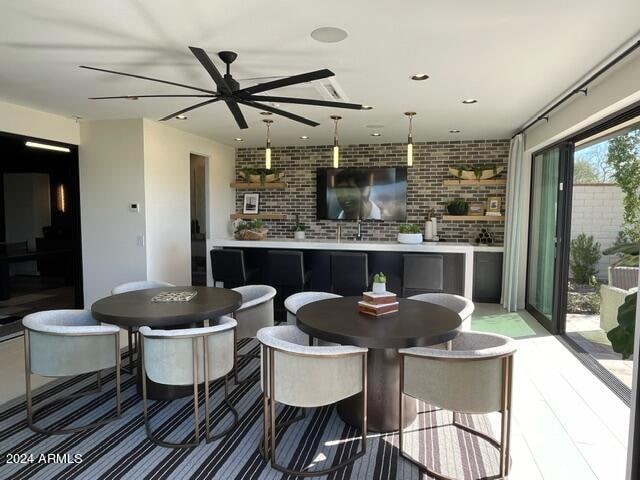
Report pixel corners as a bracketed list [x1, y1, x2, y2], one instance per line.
[570, 184, 624, 280]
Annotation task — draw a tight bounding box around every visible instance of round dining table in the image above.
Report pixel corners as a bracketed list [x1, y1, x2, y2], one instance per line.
[91, 286, 242, 400]
[296, 296, 461, 432]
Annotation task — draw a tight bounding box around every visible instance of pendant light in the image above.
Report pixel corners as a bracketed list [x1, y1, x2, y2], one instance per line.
[263, 119, 273, 169]
[405, 111, 416, 166]
[330, 115, 342, 168]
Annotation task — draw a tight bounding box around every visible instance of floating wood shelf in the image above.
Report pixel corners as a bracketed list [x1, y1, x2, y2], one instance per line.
[230, 182, 288, 190]
[442, 215, 505, 222]
[230, 213, 287, 220]
[443, 179, 507, 186]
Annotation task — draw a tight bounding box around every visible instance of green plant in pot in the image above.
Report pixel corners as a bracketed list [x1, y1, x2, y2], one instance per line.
[372, 272, 387, 294]
[240, 167, 281, 185]
[603, 241, 639, 359]
[234, 219, 268, 240]
[398, 223, 423, 244]
[446, 198, 470, 215]
[291, 215, 308, 240]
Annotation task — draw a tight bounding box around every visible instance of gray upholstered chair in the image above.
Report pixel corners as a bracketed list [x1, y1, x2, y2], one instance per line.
[22, 310, 122, 434]
[231, 285, 276, 384]
[398, 331, 516, 479]
[284, 291, 342, 326]
[257, 325, 368, 476]
[111, 280, 175, 372]
[139, 316, 238, 449]
[408, 293, 474, 330]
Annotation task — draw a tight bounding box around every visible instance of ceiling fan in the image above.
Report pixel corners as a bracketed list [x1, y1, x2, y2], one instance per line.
[80, 46, 364, 129]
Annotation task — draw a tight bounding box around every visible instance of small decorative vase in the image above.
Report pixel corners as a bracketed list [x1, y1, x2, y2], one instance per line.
[397, 233, 424, 244]
[294, 230, 305, 240]
[372, 282, 386, 294]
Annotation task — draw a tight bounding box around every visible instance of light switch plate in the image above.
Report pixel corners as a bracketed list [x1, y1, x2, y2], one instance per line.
[129, 203, 140, 212]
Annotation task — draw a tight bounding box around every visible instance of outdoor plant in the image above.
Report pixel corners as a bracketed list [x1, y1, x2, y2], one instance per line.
[569, 234, 601, 284]
[603, 241, 639, 359]
[373, 272, 387, 284]
[399, 223, 421, 234]
[446, 198, 469, 215]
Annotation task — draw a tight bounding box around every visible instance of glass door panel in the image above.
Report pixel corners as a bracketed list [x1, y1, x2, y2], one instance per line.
[527, 148, 560, 326]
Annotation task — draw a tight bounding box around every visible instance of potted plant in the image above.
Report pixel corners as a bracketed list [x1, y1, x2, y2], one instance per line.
[234, 219, 268, 240]
[239, 167, 282, 184]
[448, 164, 504, 180]
[398, 223, 424, 244]
[292, 215, 307, 240]
[372, 272, 387, 294]
[446, 198, 470, 215]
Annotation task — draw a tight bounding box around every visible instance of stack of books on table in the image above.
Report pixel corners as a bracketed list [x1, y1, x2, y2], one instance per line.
[358, 291, 399, 316]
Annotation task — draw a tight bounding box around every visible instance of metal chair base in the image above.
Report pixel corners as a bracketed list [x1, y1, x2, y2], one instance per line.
[399, 411, 511, 480]
[121, 327, 138, 375]
[234, 349, 260, 385]
[26, 370, 122, 435]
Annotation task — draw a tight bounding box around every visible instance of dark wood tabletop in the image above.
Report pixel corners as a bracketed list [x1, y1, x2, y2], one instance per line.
[296, 296, 461, 349]
[91, 286, 242, 328]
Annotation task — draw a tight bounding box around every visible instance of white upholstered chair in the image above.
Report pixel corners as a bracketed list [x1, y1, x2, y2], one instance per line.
[231, 285, 276, 384]
[111, 280, 175, 372]
[139, 316, 238, 449]
[257, 325, 368, 476]
[284, 291, 342, 326]
[408, 293, 474, 330]
[22, 310, 122, 434]
[398, 331, 516, 479]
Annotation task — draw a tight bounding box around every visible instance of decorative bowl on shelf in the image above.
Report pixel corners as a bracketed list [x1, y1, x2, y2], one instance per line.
[235, 228, 268, 241]
[239, 168, 282, 184]
[448, 165, 504, 180]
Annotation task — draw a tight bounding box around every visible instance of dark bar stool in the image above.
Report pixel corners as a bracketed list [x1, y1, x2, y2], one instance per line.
[330, 252, 369, 296]
[266, 250, 311, 320]
[210, 249, 256, 289]
[402, 254, 444, 297]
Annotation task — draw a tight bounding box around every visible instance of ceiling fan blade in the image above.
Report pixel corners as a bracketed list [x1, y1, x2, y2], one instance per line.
[235, 99, 320, 127]
[224, 100, 248, 129]
[239, 69, 334, 95]
[159, 98, 221, 121]
[188, 46, 231, 94]
[79, 65, 216, 94]
[241, 95, 362, 110]
[89, 94, 217, 99]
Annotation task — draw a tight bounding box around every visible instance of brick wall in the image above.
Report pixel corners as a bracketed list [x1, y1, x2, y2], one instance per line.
[235, 140, 509, 243]
[571, 183, 624, 280]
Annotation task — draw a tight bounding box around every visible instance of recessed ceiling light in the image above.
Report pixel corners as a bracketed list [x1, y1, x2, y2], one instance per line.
[462, 99, 478, 104]
[175, 115, 188, 120]
[310, 27, 348, 43]
[361, 105, 374, 110]
[411, 73, 429, 81]
[371, 132, 382, 137]
[300, 135, 309, 140]
[234, 137, 243, 142]
[260, 111, 273, 116]
[449, 129, 461, 133]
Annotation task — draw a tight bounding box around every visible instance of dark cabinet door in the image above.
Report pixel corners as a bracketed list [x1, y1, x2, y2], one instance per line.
[473, 252, 503, 303]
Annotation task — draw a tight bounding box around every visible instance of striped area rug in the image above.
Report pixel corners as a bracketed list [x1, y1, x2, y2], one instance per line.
[0, 339, 500, 479]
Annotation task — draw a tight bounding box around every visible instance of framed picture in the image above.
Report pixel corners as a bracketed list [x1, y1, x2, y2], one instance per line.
[486, 196, 502, 215]
[469, 202, 485, 216]
[243, 193, 260, 214]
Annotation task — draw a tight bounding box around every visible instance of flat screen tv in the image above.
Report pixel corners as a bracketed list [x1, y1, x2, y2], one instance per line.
[316, 167, 407, 221]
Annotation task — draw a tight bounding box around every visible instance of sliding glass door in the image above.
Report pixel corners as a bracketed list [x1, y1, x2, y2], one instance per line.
[526, 143, 573, 333]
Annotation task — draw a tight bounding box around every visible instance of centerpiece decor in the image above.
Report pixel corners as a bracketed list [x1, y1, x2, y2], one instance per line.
[239, 167, 282, 184]
[359, 273, 399, 316]
[234, 219, 268, 240]
[446, 198, 470, 215]
[398, 223, 424, 244]
[448, 164, 504, 180]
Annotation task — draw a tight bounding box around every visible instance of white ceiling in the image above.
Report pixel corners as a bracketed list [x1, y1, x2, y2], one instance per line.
[1, 0, 639, 147]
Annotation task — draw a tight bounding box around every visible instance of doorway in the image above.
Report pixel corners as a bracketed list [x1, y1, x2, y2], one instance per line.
[0, 132, 82, 339]
[190, 154, 208, 286]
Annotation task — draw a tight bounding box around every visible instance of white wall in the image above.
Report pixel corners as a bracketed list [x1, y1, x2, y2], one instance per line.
[79, 119, 147, 304]
[0, 100, 79, 145]
[571, 184, 624, 280]
[142, 119, 235, 287]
